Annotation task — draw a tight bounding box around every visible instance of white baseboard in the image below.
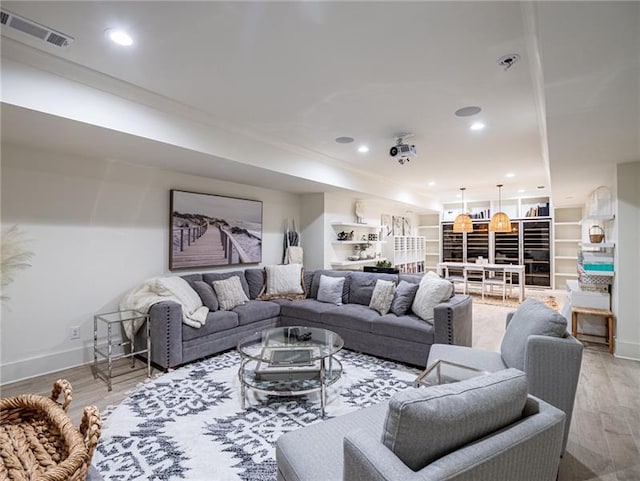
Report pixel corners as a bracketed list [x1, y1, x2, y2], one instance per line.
[0, 344, 94, 385]
[614, 339, 640, 361]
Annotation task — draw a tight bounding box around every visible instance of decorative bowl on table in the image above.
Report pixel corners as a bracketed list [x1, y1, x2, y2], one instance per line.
[348, 256, 360, 261]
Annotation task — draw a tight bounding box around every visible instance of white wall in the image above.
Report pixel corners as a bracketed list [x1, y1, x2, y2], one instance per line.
[613, 160, 640, 360]
[0, 144, 301, 383]
[300, 193, 327, 271]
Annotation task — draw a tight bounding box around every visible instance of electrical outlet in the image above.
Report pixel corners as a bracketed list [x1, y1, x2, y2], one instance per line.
[70, 326, 80, 340]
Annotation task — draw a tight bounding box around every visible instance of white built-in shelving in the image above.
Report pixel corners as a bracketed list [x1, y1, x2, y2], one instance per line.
[553, 207, 583, 289]
[418, 214, 440, 272]
[330, 222, 385, 269]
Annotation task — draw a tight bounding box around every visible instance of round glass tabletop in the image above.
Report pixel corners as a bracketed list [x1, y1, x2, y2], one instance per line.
[237, 326, 344, 363]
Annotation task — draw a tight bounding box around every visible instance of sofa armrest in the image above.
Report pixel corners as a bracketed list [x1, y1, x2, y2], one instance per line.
[433, 295, 472, 347]
[525, 334, 583, 454]
[343, 430, 422, 481]
[146, 301, 184, 369]
[505, 311, 516, 328]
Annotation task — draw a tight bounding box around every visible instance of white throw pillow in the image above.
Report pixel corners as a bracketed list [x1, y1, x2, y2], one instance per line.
[411, 271, 453, 322]
[369, 279, 396, 315]
[155, 276, 203, 313]
[261, 264, 305, 299]
[212, 276, 249, 311]
[317, 275, 345, 305]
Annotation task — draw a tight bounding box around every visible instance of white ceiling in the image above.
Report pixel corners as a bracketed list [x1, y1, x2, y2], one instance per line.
[1, 1, 638, 209]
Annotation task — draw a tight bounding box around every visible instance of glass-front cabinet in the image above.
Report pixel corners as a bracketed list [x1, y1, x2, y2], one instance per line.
[441, 219, 551, 288]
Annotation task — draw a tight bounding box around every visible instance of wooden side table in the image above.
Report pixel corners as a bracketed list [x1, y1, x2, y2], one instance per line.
[571, 306, 615, 354]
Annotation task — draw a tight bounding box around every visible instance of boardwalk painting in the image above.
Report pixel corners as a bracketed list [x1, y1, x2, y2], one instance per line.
[170, 190, 262, 269]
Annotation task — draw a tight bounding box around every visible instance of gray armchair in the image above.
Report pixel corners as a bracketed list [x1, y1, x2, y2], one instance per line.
[277, 369, 565, 481]
[427, 298, 583, 454]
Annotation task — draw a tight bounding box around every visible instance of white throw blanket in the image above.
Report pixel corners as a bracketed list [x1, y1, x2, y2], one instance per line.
[120, 277, 209, 340]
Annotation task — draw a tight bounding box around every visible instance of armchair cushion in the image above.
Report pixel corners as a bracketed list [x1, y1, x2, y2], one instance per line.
[381, 368, 528, 471]
[500, 298, 567, 371]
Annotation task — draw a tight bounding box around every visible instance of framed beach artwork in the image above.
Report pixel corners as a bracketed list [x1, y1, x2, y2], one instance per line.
[170, 190, 263, 270]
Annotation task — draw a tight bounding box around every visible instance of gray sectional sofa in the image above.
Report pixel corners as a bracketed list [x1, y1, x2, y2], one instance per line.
[137, 268, 472, 370]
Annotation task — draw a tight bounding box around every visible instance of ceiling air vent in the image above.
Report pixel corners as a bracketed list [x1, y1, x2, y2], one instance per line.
[0, 8, 74, 48]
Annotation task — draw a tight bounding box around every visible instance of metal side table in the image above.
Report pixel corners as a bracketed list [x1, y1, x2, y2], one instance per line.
[93, 309, 151, 391]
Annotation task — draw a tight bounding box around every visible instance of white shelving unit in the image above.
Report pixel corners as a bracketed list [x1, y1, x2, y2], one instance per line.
[418, 214, 440, 272]
[330, 222, 385, 269]
[382, 236, 426, 274]
[553, 207, 582, 289]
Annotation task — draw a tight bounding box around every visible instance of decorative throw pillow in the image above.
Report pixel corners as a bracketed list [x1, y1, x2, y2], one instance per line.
[369, 279, 396, 315]
[411, 271, 453, 322]
[258, 264, 305, 300]
[382, 369, 528, 471]
[192, 280, 219, 311]
[212, 276, 249, 311]
[501, 298, 568, 370]
[155, 276, 203, 313]
[390, 280, 420, 316]
[317, 275, 345, 306]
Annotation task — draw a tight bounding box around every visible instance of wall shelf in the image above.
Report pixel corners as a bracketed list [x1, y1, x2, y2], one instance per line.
[331, 257, 387, 267]
[331, 222, 382, 229]
[332, 240, 387, 245]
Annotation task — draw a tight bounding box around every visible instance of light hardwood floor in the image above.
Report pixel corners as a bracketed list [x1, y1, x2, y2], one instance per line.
[1, 302, 639, 480]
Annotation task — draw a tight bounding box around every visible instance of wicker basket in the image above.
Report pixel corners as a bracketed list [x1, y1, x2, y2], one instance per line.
[0, 379, 101, 481]
[589, 225, 605, 243]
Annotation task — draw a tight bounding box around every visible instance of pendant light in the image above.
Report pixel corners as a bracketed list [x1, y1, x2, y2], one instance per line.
[489, 184, 511, 233]
[452, 187, 473, 233]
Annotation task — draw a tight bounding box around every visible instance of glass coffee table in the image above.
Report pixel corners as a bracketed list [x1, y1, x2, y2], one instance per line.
[414, 359, 488, 388]
[237, 326, 343, 417]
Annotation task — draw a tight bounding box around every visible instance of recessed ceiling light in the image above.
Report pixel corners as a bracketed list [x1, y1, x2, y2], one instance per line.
[335, 136, 354, 144]
[357, 145, 369, 153]
[517, 189, 525, 193]
[107, 29, 133, 46]
[470, 122, 485, 131]
[506, 173, 515, 178]
[455, 106, 482, 117]
[427, 181, 435, 187]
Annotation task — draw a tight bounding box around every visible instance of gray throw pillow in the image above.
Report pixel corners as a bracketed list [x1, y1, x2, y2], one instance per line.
[317, 275, 345, 305]
[369, 279, 396, 315]
[382, 368, 528, 471]
[500, 298, 568, 370]
[193, 280, 219, 311]
[390, 280, 419, 316]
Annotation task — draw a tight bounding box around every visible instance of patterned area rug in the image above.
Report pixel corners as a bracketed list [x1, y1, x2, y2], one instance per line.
[94, 350, 419, 480]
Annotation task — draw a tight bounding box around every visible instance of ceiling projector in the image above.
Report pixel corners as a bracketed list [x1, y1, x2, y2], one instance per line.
[389, 137, 416, 165]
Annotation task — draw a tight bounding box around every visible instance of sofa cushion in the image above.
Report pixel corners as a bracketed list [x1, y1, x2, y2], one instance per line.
[390, 280, 419, 316]
[203, 271, 250, 298]
[382, 368, 528, 471]
[321, 304, 379, 332]
[427, 344, 507, 373]
[369, 279, 396, 315]
[212, 276, 249, 310]
[349, 272, 397, 306]
[501, 298, 568, 371]
[399, 273, 422, 285]
[192, 280, 219, 311]
[371, 313, 434, 344]
[411, 271, 453, 321]
[317, 275, 345, 305]
[182, 310, 239, 342]
[309, 270, 350, 304]
[233, 300, 281, 326]
[278, 299, 338, 322]
[244, 268, 265, 300]
[259, 264, 305, 300]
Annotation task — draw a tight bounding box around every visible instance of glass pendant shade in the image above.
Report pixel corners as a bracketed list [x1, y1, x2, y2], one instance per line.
[489, 184, 512, 233]
[453, 187, 474, 233]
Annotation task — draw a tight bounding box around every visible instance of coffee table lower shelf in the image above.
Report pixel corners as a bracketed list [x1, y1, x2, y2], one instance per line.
[238, 356, 342, 418]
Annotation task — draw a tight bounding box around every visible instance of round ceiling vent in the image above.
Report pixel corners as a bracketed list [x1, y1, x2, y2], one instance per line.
[454, 106, 482, 117]
[497, 54, 520, 70]
[335, 136, 354, 144]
